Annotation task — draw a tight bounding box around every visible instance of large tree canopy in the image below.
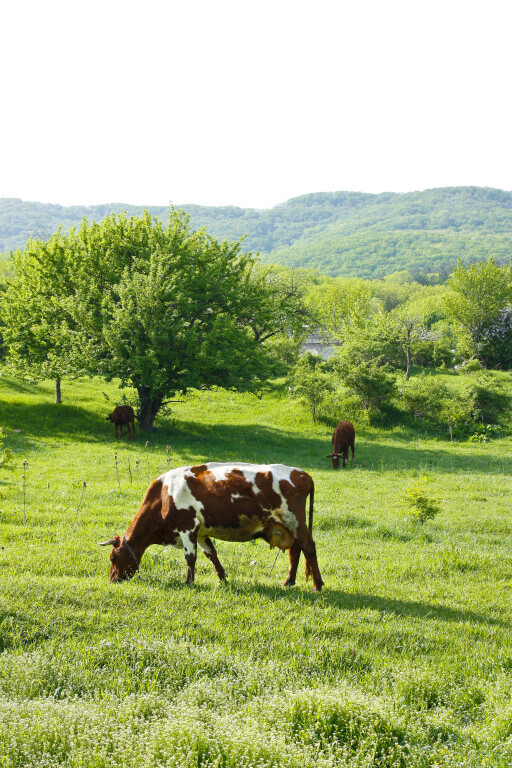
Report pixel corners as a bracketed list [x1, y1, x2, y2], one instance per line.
[3, 210, 309, 429]
[443, 257, 512, 364]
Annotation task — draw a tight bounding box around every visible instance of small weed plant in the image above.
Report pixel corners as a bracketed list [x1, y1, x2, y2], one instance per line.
[0, 426, 13, 468]
[468, 423, 506, 442]
[401, 477, 441, 524]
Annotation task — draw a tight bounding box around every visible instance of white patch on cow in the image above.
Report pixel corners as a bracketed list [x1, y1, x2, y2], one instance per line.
[203, 462, 297, 488]
[159, 468, 205, 514]
[180, 524, 199, 556]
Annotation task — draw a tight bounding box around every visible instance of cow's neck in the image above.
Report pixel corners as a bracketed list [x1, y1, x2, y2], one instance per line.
[124, 485, 164, 559]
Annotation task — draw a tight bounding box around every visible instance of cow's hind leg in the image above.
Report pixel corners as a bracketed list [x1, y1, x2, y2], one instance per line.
[297, 526, 324, 591]
[198, 536, 226, 582]
[179, 528, 198, 584]
[284, 539, 302, 587]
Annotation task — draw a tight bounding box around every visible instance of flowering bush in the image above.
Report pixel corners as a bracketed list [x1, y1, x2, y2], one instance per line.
[478, 306, 512, 369]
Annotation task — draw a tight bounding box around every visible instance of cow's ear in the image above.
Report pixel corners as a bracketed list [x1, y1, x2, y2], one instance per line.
[99, 536, 121, 548]
[325, 453, 333, 458]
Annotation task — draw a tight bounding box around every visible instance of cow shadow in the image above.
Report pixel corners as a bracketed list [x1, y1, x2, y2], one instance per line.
[140, 571, 509, 629]
[200, 579, 511, 629]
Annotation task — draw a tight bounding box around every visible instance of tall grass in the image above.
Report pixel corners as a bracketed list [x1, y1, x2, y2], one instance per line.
[0, 372, 511, 766]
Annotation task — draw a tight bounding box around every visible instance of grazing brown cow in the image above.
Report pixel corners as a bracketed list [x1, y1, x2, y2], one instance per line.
[99, 462, 324, 590]
[106, 405, 135, 440]
[326, 420, 355, 469]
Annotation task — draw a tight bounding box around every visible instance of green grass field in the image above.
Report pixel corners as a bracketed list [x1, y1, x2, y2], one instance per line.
[1, 373, 512, 767]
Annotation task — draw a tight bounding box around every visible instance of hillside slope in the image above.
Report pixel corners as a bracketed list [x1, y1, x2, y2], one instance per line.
[1, 186, 511, 278]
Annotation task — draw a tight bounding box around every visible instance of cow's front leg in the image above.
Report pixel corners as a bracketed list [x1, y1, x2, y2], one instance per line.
[180, 527, 198, 583]
[198, 536, 226, 582]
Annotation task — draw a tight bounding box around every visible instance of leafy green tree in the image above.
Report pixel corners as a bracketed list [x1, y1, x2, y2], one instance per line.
[477, 306, 512, 369]
[2, 230, 85, 402]
[3, 210, 308, 430]
[288, 354, 334, 422]
[305, 276, 372, 340]
[443, 258, 512, 362]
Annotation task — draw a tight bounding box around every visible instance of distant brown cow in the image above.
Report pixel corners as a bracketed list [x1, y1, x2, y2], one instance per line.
[326, 420, 355, 469]
[106, 406, 135, 440]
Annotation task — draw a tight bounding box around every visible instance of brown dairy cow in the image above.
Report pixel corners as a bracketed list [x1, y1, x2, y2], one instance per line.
[326, 420, 355, 469]
[99, 462, 324, 590]
[106, 406, 135, 440]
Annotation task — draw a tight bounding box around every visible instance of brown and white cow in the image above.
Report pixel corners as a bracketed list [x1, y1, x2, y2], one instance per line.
[106, 406, 135, 440]
[326, 420, 355, 469]
[99, 462, 324, 590]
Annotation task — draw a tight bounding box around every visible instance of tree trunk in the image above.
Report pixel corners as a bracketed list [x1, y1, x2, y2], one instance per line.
[137, 389, 163, 432]
[55, 377, 62, 404]
[405, 327, 412, 380]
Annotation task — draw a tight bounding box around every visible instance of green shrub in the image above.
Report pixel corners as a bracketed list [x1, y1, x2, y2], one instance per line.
[468, 423, 506, 442]
[400, 375, 449, 423]
[340, 360, 397, 423]
[288, 353, 334, 422]
[462, 378, 510, 423]
[401, 478, 441, 524]
[459, 358, 483, 374]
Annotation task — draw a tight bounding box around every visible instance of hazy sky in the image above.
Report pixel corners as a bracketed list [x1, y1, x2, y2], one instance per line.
[2, 0, 511, 209]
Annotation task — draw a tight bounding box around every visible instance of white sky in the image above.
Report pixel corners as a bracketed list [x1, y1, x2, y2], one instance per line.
[1, 0, 511, 209]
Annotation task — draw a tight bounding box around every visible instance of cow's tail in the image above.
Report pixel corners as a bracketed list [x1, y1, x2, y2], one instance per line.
[308, 478, 315, 534]
[305, 477, 314, 582]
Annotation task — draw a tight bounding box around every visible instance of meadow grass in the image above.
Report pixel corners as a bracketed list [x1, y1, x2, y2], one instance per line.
[0, 372, 512, 767]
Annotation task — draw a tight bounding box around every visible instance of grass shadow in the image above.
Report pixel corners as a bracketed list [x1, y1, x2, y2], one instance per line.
[0, 400, 510, 478]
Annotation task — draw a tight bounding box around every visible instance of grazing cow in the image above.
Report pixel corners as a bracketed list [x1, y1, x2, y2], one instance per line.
[326, 420, 355, 469]
[106, 405, 135, 440]
[99, 462, 324, 590]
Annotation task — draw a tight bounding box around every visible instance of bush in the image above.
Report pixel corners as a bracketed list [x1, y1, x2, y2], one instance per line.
[478, 306, 512, 369]
[400, 375, 449, 423]
[459, 358, 483, 374]
[401, 478, 441, 524]
[462, 378, 510, 423]
[468, 423, 506, 442]
[340, 361, 397, 423]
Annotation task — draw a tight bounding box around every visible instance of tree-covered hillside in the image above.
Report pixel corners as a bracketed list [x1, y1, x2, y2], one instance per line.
[1, 187, 512, 278]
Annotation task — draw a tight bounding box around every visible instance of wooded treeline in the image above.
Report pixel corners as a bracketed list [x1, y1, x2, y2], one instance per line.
[0, 208, 511, 433]
[2, 187, 512, 279]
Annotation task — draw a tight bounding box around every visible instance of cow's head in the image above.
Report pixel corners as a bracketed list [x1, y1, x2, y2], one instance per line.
[106, 413, 114, 423]
[99, 535, 139, 582]
[326, 452, 341, 469]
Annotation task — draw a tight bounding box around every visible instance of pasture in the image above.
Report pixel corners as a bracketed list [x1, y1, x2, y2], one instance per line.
[0, 374, 512, 767]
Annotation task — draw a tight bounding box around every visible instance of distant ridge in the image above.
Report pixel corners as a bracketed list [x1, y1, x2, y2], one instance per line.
[1, 187, 511, 279]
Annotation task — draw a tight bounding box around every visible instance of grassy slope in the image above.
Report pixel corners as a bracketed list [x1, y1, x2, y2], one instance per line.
[1, 374, 512, 767]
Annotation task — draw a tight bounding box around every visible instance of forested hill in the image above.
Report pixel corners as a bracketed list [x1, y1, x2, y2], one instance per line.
[1, 186, 512, 279]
